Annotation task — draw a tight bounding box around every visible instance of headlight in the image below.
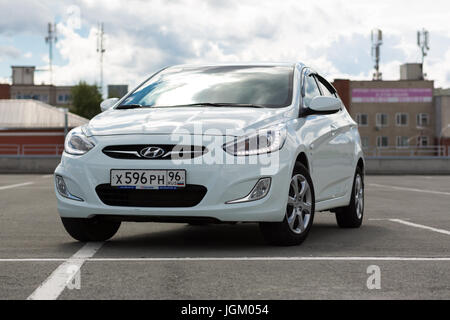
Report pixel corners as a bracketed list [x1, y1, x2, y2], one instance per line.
[64, 127, 95, 155]
[223, 125, 287, 156]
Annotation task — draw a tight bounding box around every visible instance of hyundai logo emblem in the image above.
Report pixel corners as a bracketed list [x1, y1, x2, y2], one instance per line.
[139, 147, 165, 159]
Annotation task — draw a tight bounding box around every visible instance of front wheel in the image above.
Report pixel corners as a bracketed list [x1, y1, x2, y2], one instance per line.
[335, 168, 364, 228]
[259, 163, 315, 246]
[61, 217, 121, 242]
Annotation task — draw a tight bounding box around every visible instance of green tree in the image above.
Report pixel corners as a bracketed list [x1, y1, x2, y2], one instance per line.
[71, 81, 102, 119]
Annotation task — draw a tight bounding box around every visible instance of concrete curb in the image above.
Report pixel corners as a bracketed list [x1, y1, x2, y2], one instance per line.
[0, 156, 60, 174]
[365, 158, 450, 175]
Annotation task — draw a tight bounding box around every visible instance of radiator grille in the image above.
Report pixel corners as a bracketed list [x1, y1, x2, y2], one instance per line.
[102, 145, 207, 160]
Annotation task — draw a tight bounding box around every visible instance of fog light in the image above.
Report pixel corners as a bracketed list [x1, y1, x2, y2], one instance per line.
[226, 178, 271, 204]
[55, 175, 83, 201]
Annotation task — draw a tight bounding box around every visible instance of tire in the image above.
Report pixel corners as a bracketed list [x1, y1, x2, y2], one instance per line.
[335, 167, 364, 228]
[61, 217, 121, 242]
[259, 163, 315, 246]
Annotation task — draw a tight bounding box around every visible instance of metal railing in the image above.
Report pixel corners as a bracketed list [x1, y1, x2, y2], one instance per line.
[0, 144, 64, 156]
[0, 144, 21, 155]
[364, 146, 450, 157]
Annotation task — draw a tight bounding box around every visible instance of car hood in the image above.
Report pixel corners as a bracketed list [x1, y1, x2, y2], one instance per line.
[84, 107, 293, 137]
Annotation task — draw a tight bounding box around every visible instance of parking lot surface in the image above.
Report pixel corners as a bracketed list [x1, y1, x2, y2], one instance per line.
[0, 174, 449, 300]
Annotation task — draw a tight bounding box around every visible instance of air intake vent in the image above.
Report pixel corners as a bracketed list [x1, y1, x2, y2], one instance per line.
[95, 184, 207, 207]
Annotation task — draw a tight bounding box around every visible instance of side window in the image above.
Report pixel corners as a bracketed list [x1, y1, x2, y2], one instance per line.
[303, 74, 321, 108]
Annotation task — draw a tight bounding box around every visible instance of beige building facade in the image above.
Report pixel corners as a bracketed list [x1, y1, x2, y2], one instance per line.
[333, 63, 440, 156]
[10, 66, 73, 107]
[434, 90, 450, 154]
[350, 80, 435, 153]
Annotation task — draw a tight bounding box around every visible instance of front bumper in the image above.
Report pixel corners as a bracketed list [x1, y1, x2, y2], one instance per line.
[55, 134, 293, 222]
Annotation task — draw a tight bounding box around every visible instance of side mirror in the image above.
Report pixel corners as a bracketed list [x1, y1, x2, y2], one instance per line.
[309, 96, 341, 113]
[100, 98, 119, 112]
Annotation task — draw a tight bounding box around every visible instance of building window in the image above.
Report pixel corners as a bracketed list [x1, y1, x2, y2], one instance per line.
[361, 136, 369, 148]
[356, 114, 368, 126]
[417, 136, 429, 147]
[376, 113, 389, 127]
[376, 136, 389, 148]
[395, 113, 408, 127]
[396, 136, 409, 148]
[58, 95, 64, 102]
[417, 113, 429, 126]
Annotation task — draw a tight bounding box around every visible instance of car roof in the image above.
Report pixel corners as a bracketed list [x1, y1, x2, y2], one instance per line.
[166, 62, 305, 69]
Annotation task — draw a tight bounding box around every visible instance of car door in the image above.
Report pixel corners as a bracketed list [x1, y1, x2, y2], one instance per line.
[315, 74, 356, 198]
[300, 71, 338, 202]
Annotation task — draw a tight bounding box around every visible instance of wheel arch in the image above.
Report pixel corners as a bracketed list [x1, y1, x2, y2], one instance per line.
[356, 157, 365, 176]
[295, 152, 310, 172]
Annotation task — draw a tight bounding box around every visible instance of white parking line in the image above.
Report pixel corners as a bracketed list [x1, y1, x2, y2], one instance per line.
[369, 218, 410, 221]
[0, 258, 66, 262]
[0, 182, 34, 191]
[1, 256, 449, 263]
[388, 219, 450, 236]
[27, 242, 104, 300]
[367, 183, 450, 196]
[88, 257, 450, 262]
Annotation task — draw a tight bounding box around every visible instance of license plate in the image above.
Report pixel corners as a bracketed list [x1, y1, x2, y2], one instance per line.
[110, 169, 186, 189]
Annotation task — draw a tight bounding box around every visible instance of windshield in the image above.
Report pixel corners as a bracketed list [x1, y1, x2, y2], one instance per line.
[119, 65, 294, 109]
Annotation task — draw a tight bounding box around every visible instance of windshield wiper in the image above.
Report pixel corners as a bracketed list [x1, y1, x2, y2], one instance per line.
[174, 103, 266, 108]
[117, 103, 267, 109]
[116, 104, 144, 109]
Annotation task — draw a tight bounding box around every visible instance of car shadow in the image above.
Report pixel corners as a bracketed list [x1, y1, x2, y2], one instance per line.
[111, 223, 266, 250]
[98, 222, 390, 256]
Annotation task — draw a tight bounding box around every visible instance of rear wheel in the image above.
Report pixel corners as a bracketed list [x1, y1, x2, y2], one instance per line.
[335, 168, 364, 228]
[61, 217, 121, 242]
[259, 163, 315, 246]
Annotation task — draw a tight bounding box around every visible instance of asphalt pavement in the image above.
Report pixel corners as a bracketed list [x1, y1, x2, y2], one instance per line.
[0, 174, 449, 300]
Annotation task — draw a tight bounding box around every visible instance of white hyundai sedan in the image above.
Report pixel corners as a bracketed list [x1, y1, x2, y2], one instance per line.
[55, 63, 365, 246]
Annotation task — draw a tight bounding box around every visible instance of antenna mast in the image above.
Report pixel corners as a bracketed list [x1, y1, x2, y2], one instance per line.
[97, 22, 106, 97]
[371, 29, 383, 80]
[45, 23, 57, 84]
[417, 28, 430, 79]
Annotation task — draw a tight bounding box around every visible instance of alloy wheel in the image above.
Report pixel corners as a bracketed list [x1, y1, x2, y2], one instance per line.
[355, 174, 364, 219]
[286, 174, 312, 234]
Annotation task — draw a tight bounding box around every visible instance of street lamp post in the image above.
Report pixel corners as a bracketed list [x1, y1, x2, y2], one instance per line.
[415, 126, 433, 156]
[59, 108, 69, 138]
[438, 124, 450, 157]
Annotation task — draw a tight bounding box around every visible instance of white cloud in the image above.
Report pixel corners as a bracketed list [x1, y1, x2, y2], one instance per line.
[3, 0, 450, 88]
[0, 45, 21, 62]
[0, 76, 10, 84]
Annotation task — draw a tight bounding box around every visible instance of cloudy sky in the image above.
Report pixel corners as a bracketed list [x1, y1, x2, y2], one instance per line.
[1, 0, 450, 94]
